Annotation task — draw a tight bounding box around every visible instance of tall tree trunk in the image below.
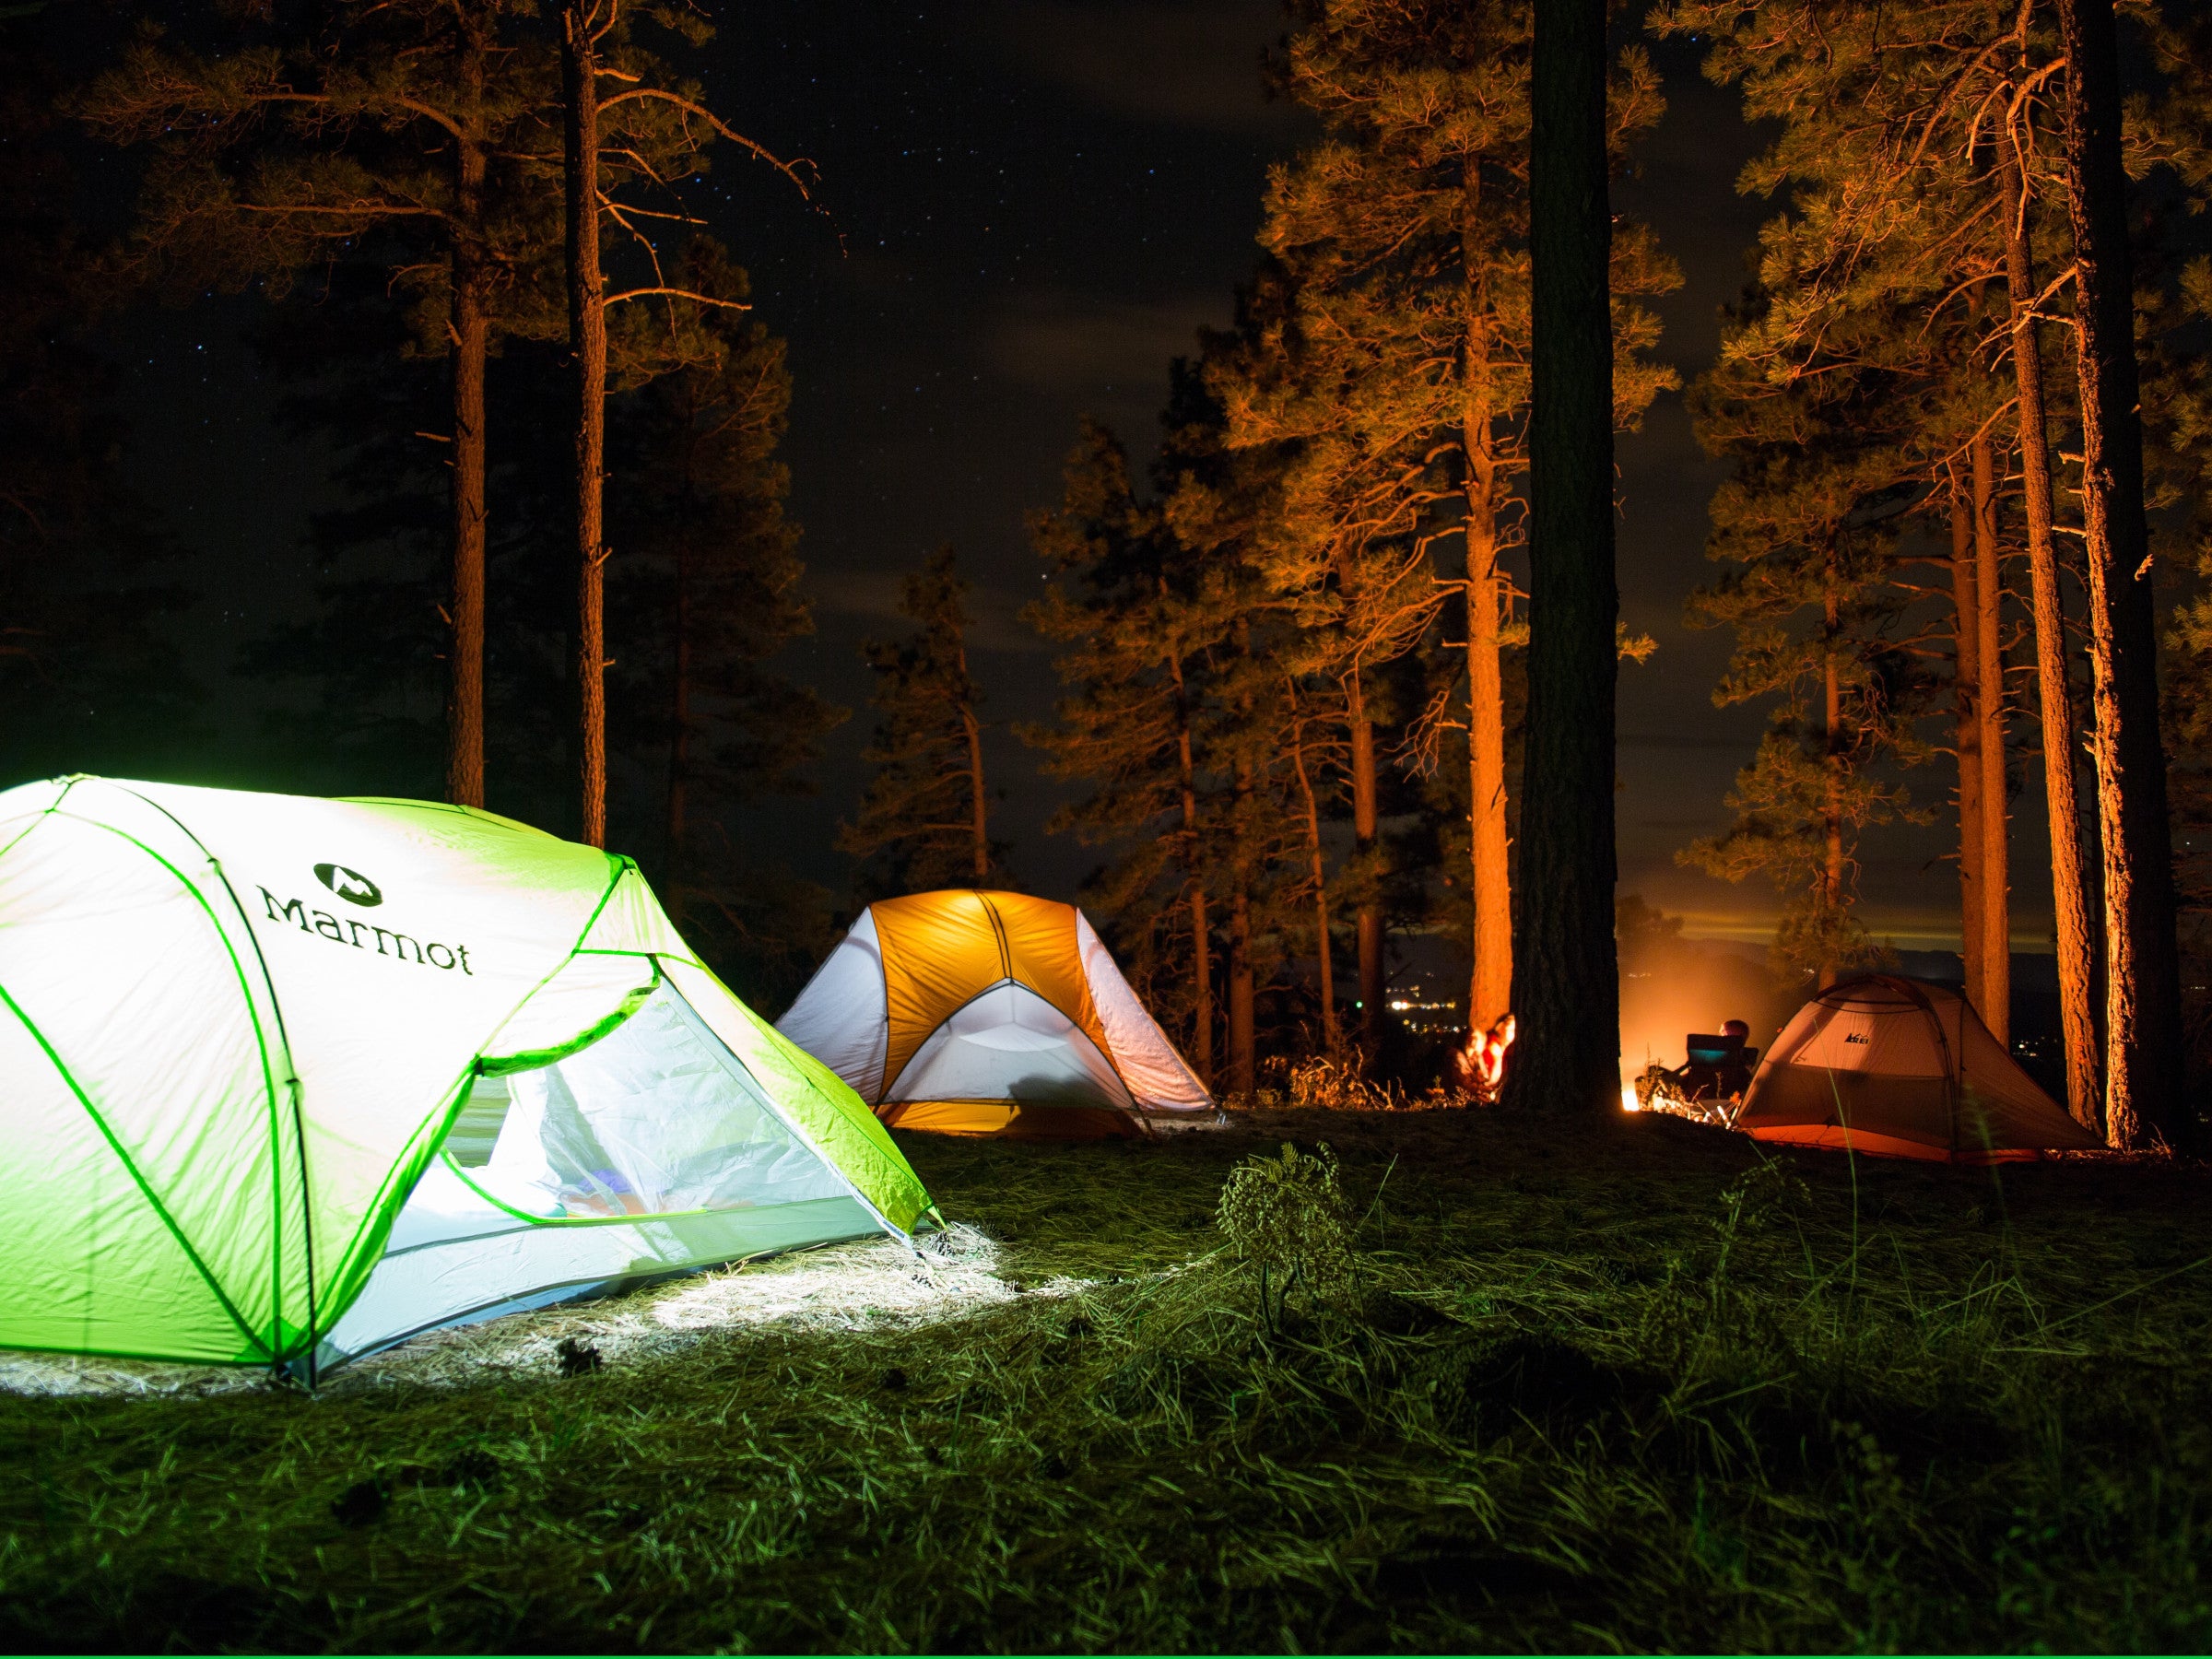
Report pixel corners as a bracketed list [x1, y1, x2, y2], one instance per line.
[2058, 0, 2187, 1150]
[1952, 476, 1987, 1018]
[1465, 567, 1511, 1033]
[1971, 436, 2012, 1043]
[1821, 585, 1844, 992]
[1505, 0, 1618, 1112]
[665, 561, 691, 933]
[1230, 747, 1258, 1094]
[1463, 151, 1512, 1038]
[961, 695, 989, 882]
[1288, 696, 1340, 1054]
[1347, 665, 1384, 1060]
[1229, 886, 1255, 1095]
[562, 1, 608, 849]
[1171, 654, 1211, 1082]
[1999, 133, 2101, 1127]
[444, 65, 488, 810]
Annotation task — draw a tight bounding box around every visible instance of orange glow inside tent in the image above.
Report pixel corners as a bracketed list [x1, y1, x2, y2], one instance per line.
[775, 890, 1214, 1138]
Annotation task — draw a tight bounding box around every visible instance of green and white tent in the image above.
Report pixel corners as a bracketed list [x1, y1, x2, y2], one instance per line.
[0, 776, 935, 1375]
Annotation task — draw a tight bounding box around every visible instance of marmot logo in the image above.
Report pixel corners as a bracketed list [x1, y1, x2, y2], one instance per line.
[259, 887, 473, 974]
[314, 864, 382, 907]
[1843, 1031, 1870, 1044]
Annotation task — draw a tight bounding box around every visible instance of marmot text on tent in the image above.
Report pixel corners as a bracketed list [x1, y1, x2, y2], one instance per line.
[256, 885, 475, 973]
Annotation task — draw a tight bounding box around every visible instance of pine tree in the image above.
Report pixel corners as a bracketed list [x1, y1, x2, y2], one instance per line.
[606, 237, 842, 1001]
[1676, 175, 1984, 987]
[1680, 339, 1934, 982]
[2147, 14, 2212, 1080]
[1504, 0, 1621, 1112]
[2057, 0, 2187, 1150]
[841, 547, 1003, 900]
[1025, 414, 1243, 1080]
[1166, 293, 1342, 1090]
[80, 0, 563, 807]
[1655, 0, 2106, 1114]
[554, 0, 810, 848]
[1229, 0, 1677, 1065]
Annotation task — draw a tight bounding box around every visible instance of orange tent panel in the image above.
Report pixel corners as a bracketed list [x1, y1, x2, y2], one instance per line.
[871, 891, 1109, 1098]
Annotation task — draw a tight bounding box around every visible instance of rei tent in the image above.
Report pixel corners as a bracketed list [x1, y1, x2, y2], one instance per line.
[0, 776, 935, 1375]
[1737, 973, 2100, 1163]
[776, 889, 1213, 1138]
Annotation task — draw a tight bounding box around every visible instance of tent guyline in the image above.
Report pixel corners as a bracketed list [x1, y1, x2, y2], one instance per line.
[0, 776, 937, 1373]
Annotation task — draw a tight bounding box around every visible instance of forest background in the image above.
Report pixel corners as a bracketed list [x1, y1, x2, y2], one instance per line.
[8, 0, 2212, 1111]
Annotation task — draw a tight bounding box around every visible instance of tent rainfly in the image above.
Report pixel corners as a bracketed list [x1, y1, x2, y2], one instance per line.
[1737, 974, 2101, 1163]
[776, 889, 1214, 1138]
[0, 776, 935, 1375]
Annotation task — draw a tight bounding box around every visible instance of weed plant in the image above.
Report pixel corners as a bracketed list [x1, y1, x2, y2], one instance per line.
[3, 1109, 2210, 1651]
[1257, 1051, 1468, 1112]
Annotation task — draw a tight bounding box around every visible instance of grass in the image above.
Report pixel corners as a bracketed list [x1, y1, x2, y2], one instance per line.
[5, 1108, 2212, 1652]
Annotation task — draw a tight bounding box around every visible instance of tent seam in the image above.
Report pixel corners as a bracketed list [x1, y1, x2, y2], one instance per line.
[0, 777, 76, 865]
[318, 852, 638, 1315]
[110, 784, 320, 1363]
[52, 806, 290, 1354]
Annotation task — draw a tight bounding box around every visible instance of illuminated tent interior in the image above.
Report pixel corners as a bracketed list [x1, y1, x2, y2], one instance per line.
[1737, 974, 2101, 1163]
[0, 776, 935, 1376]
[776, 889, 1214, 1138]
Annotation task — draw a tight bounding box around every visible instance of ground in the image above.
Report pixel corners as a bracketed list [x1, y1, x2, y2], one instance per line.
[4, 1108, 2211, 1653]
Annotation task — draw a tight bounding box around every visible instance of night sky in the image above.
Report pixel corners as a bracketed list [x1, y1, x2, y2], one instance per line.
[96, 0, 2031, 955]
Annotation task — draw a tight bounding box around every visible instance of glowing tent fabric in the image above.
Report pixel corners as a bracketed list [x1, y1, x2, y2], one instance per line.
[776, 889, 1213, 1138]
[0, 776, 935, 1372]
[1738, 974, 2100, 1163]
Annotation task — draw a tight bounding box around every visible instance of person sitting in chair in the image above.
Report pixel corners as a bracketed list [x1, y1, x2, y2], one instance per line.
[1634, 1018, 1759, 1119]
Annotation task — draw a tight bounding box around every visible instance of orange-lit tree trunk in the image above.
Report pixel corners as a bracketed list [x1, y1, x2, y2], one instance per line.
[1288, 689, 1341, 1054]
[1347, 665, 1383, 1058]
[1506, 0, 1618, 1112]
[444, 26, 489, 810]
[1820, 586, 1845, 991]
[1465, 563, 1510, 1032]
[1228, 752, 1258, 1094]
[562, 0, 608, 848]
[1170, 652, 1211, 1082]
[2058, 0, 2187, 1149]
[1999, 134, 2101, 1125]
[1462, 153, 1512, 1038]
[1971, 435, 2011, 1043]
[1951, 477, 1986, 1019]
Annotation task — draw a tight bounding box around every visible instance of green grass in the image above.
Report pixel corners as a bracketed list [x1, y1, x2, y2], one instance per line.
[6, 1108, 2212, 1653]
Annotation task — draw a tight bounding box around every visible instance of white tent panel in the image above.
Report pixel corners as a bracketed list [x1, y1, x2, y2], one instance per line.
[0, 798, 294, 1339]
[774, 908, 890, 1100]
[1075, 911, 1211, 1112]
[886, 981, 1134, 1110]
[1786, 1001, 1950, 1077]
[320, 981, 877, 1365]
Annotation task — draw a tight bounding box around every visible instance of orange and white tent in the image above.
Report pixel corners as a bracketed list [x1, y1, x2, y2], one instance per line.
[1737, 974, 2100, 1163]
[775, 890, 1213, 1138]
